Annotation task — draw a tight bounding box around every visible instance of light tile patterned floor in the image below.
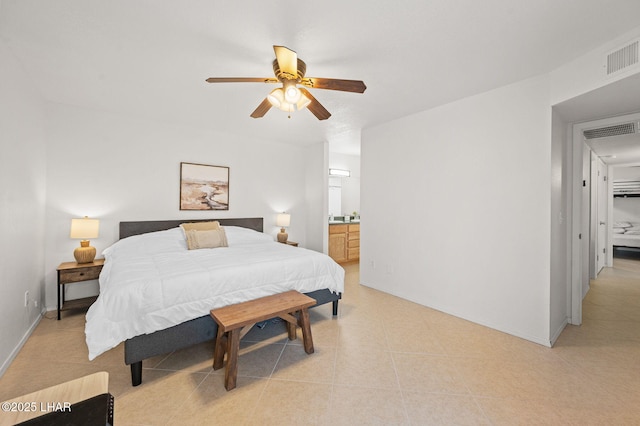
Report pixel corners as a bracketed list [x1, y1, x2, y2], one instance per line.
[1, 259, 640, 425]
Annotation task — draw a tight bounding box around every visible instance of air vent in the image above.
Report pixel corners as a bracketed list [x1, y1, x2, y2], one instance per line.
[606, 39, 639, 75]
[584, 122, 637, 139]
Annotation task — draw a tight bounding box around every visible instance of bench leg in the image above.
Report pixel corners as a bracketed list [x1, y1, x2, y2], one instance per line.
[224, 328, 240, 391]
[213, 326, 227, 370]
[298, 308, 314, 354]
[286, 320, 297, 340]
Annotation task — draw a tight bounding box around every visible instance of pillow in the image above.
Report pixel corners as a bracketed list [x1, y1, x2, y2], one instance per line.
[613, 228, 626, 234]
[624, 230, 640, 235]
[185, 228, 228, 250]
[223, 226, 274, 245]
[614, 222, 632, 228]
[180, 221, 221, 234]
[625, 226, 640, 232]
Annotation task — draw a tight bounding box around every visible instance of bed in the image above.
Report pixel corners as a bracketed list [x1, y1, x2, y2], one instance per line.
[84, 218, 343, 386]
[613, 222, 640, 248]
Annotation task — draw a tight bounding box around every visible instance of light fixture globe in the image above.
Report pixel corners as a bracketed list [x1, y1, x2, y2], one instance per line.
[267, 88, 285, 108]
[284, 84, 301, 104]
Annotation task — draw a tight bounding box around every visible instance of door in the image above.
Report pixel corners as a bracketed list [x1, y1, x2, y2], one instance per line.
[596, 158, 607, 274]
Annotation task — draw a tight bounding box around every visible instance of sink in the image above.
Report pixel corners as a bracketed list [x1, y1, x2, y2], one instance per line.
[329, 220, 344, 224]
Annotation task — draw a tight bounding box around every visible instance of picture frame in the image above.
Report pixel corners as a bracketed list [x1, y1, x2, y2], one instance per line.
[180, 162, 229, 210]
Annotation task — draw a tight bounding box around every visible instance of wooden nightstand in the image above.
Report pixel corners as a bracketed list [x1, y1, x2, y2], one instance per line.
[57, 259, 104, 320]
[280, 241, 298, 247]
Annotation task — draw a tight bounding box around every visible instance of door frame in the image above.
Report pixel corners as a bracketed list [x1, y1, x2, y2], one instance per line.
[570, 112, 640, 325]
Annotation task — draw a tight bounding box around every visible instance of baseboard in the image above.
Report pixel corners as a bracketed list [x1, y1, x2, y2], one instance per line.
[0, 308, 45, 378]
[549, 317, 569, 347]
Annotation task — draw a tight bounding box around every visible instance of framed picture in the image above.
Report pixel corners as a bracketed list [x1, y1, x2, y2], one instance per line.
[180, 162, 229, 210]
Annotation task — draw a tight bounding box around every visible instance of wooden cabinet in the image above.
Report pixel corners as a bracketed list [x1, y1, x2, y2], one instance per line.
[347, 224, 360, 261]
[329, 225, 348, 262]
[329, 223, 359, 263]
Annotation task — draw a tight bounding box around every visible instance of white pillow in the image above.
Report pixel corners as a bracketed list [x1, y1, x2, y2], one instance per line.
[613, 228, 626, 234]
[224, 226, 274, 245]
[614, 222, 632, 228]
[624, 230, 640, 235]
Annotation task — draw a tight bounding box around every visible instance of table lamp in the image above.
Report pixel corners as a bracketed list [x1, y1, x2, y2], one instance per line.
[276, 213, 290, 243]
[70, 216, 100, 264]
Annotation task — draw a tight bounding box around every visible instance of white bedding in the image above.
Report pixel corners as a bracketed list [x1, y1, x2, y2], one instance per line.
[85, 226, 345, 360]
[613, 233, 640, 248]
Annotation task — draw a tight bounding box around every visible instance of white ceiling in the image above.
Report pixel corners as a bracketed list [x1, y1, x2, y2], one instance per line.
[3, 0, 640, 156]
[588, 133, 640, 166]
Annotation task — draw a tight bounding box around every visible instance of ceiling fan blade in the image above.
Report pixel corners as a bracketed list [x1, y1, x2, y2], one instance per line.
[206, 77, 278, 84]
[250, 98, 272, 118]
[299, 88, 331, 120]
[301, 78, 366, 93]
[273, 45, 298, 79]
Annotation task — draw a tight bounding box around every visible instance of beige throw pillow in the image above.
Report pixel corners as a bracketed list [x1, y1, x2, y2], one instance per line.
[185, 228, 228, 250]
[180, 221, 221, 233]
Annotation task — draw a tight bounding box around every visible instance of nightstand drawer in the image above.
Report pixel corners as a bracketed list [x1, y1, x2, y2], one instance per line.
[59, 266, 102, 284]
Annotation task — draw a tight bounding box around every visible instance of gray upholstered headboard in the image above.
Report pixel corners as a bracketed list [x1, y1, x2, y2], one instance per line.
[119, 217, 264, 239]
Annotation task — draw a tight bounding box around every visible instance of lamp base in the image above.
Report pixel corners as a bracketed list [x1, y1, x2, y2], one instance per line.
[277, 228, 288, 243]
[74, 240, 96, 264]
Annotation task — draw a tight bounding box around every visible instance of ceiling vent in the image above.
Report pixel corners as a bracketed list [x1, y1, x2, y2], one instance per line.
[606, 39, 639, 76]
[583, 122, 637, 139]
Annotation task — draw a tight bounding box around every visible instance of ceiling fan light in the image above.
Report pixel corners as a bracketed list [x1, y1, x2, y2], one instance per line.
[277, 101, 295, 112]
[284, 85, 301, 103]
[267, 88, 284, 107]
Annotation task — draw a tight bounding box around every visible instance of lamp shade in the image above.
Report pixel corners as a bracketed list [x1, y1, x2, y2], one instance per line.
[70, 217, 100, 239]
[276, 213, 291, 227]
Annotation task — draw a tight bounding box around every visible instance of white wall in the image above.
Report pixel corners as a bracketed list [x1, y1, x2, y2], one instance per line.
[361, 74, 553, 345]
[42, 103, 322, 309]
[305, 141, 329, 253]
[549, 108, 569, 343]
[0, 41, 47, 374]
[613, 197, 640, 224]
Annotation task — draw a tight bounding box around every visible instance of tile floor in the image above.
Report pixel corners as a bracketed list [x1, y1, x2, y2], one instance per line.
[1, 260, 640, 425]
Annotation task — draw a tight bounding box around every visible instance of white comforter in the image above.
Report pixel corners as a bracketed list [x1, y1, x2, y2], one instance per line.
[85, 226, 345, 360]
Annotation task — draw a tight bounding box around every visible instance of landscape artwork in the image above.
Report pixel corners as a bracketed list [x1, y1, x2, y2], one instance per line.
[180, 162, 229, 210]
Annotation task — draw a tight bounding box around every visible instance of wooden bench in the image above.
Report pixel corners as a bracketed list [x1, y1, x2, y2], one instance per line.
[210, 290, 316, 391]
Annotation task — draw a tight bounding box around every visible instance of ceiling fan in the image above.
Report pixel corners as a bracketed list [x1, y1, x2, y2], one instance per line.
[206, 45, 366, 120]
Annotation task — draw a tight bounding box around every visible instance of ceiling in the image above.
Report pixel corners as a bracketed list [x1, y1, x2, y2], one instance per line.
[2, 0, 640, 156]
[588, 132, 640, 166]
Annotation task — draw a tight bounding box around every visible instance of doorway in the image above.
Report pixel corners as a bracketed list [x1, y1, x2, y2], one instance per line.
[570, 111, 640, 325]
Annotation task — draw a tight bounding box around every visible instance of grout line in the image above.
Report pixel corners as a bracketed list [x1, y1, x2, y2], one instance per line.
[267, 341, 287, 378]
[388, 352, 411, 424]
